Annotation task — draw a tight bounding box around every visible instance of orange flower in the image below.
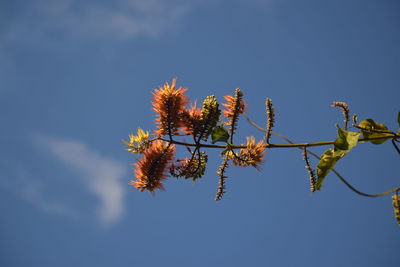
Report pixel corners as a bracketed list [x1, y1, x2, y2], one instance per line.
[182, 95, 221, 140]
[169, 152, 208, 180]
[181, 101, 202, 136]
[130, 140, 175, 193]
[231, 136, 266, 169]
[153, 79, 189, 137]
[222, 88, 246, 125]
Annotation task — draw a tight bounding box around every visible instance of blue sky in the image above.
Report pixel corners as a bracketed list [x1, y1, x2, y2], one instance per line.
[1, 0, 399, 266]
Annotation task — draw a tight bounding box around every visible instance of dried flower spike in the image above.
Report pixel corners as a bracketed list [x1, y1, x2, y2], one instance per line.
[153, 78, 189, 137]
[393, 191, 400, 225]
[265, 98, 275, 144]
[332, 101, 350, 130]
[130, 140, 175, 193]
[222, 89, 246, 142]
[215, 156, 229, 201]
[302, 147, 317, 192]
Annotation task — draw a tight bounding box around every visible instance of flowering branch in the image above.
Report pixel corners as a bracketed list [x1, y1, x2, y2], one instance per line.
[124, 79, 400, 225]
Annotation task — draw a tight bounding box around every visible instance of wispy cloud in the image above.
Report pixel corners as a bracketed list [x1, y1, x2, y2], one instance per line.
[20, 174, 79, 218]
[0, 163, 79, 218]
[35, 135, 126, 226]
[3, 0, 202, 42]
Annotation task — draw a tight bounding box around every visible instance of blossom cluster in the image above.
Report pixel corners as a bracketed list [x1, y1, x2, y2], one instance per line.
[125, 79, 266, 197]
[228, 136, 266, 170]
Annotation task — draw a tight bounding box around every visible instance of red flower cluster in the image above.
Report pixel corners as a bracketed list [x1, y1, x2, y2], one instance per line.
[181, 102, 202, 136]
[222, 88, 246, 125]
[129, 80, 253, 195]
[231, 136, 266, 170]
[130, 140, 175, 192]
[153, 78, 189, 137]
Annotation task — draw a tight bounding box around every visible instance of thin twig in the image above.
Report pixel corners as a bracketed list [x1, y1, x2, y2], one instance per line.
[392, 139, 400, 155]
[353, 124, 397, 135]
[243, 113, 400, 198]
[160, 134, 398, 150]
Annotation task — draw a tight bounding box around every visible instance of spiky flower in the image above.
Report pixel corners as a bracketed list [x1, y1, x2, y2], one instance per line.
[153, 79, 189, 137]
[182, 95, 221, 140]
[332, 101, 350, 130]
[215, 156, 229, 201]
[170, 152, 208, 181]
[265, 98, 275, 144]
[181, 101, 202, 136]
[222, 89, 246, 122]
[222, 89, 246, 143]
[302, 147, 317, 192]
[130, 140, 175, 193]
[123, 128, 151, 154]
[199, 95, 221, 141]
[231, 136, 266, 169]
[393, 192, 400, 225]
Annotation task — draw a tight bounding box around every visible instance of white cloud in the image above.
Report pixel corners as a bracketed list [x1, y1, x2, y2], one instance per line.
[36, 135, 126, 226]
[3, 0, 202, 42]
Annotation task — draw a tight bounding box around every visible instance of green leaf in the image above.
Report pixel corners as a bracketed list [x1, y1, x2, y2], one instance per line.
[315, 149, 339, 191]
[315, 126, 360, 190]
[333, 125, 360, 157]
[211, 126, 230, 144]
[397, 112, 400, 128]
[333, 125, 349, 151]
[358, 119, 390, 144]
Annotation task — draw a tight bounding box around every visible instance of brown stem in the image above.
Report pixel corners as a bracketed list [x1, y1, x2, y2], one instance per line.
[392, 139, 400, 155]
[242, 113, 400, 198]
[160, 134, 398, 150]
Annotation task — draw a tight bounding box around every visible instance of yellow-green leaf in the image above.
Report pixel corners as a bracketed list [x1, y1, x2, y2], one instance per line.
[315, 149, 339, 190]
[358, 119, 390, 144]
[211, 126, 230, 144]
[315, 126, 360, 190]
[333, 125, 361, 157]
